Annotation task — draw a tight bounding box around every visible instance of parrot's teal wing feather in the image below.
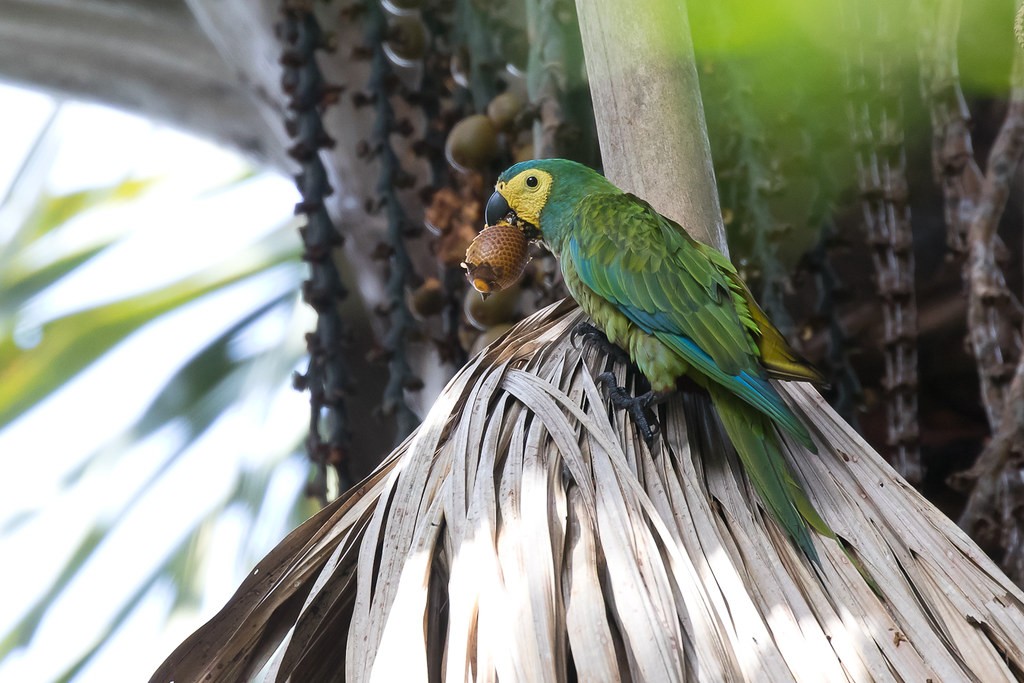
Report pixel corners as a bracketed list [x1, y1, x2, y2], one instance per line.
[567, 192, 815, 450]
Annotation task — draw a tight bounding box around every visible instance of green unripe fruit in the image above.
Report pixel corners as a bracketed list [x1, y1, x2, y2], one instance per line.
[445, 115, 498, 173]
[383, 16, 427, 67]
[486, 91, 524, 131]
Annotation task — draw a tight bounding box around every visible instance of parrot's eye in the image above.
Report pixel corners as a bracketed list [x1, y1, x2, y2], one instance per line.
[526, 175, 538, 188]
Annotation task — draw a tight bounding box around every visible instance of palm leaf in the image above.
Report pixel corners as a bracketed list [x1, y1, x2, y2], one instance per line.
[0, 106, 311, 680]
[0, 173, 157, 315]
[7, 177, 155, 249]
[0, 293, 297, 649]
[0, 229, 300, 430]
[154, 300, 1024, 682]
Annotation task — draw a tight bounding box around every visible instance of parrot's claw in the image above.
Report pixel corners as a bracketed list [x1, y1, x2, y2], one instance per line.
[571, 322, 631, 365]
[596, 372, 660, 445]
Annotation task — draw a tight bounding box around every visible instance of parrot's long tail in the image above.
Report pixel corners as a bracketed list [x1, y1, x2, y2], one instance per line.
[708, 385, 834, 566]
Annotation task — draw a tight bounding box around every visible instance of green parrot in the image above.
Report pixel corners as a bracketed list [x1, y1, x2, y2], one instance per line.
[485, 158, 835, 563]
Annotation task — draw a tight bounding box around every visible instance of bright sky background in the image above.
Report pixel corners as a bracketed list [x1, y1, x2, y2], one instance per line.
[0, 83, 314, 682]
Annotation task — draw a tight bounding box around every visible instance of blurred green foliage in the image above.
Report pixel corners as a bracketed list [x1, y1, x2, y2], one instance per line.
[0, 152, 310, 679]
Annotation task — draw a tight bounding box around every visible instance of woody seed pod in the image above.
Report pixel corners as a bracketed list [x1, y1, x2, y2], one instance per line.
[463, 221, 531, 294]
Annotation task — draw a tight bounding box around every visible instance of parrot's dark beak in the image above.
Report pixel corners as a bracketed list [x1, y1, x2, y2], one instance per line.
[485, 190, 513, 226]
[484, 190, 541, 239]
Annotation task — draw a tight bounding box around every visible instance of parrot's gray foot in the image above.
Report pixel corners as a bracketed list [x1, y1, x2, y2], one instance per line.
[597, 372, 661, 445]
[571, 322, 631, 365]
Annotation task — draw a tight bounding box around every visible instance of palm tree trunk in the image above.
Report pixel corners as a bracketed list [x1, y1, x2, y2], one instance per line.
[575, 0, 726, 252]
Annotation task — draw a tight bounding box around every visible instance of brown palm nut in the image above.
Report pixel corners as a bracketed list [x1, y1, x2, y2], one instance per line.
[462, 221, 530, 294]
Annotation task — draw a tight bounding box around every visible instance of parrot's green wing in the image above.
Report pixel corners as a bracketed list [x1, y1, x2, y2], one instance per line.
[566, 192, 817, 449]
[566, 192, 841, 564]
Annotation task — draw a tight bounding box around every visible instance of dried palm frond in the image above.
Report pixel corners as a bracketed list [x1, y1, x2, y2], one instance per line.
[154, 299, 1024, 682]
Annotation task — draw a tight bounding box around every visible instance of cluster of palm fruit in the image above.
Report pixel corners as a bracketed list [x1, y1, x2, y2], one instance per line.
[336, 0, 557, 397]
[420, 86, 544, 353]
[341, 0, 596, 366]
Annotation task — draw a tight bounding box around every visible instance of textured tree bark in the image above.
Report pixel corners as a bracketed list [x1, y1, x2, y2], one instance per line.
[573, 0, 726, 253]
[182, 0, 452, 420]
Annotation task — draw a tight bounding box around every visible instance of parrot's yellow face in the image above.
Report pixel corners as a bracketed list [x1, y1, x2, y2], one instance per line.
[486, 168, 553, 233]
[487, 158, 617, 251]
